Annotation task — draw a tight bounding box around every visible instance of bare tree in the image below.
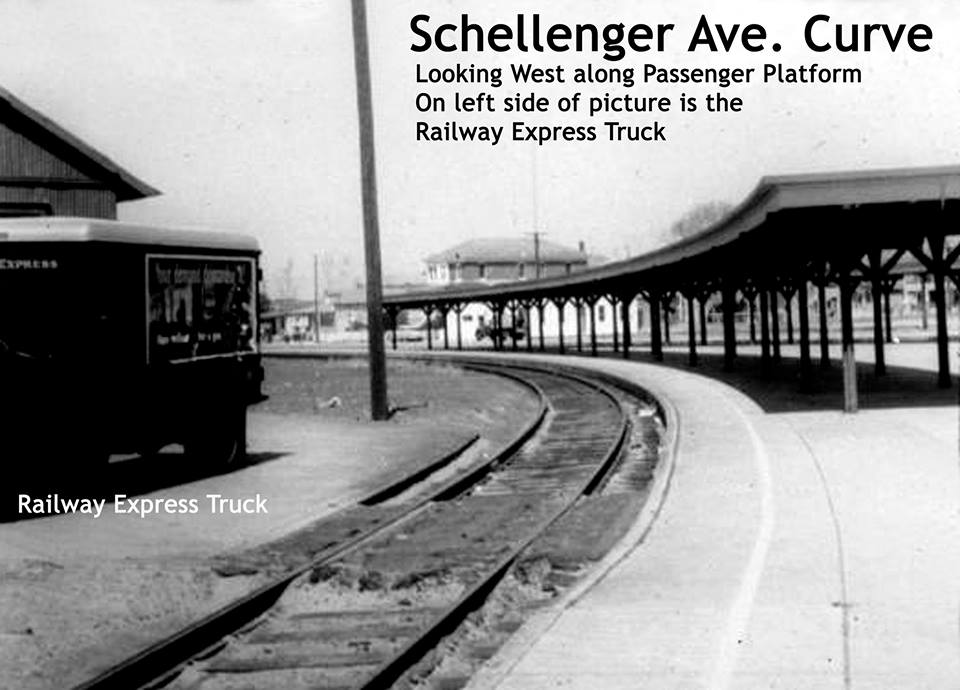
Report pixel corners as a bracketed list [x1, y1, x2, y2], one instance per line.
[669, 200, 733, 241]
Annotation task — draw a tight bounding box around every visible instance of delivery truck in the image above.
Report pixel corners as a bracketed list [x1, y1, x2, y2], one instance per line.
[0, 217, 262, 477]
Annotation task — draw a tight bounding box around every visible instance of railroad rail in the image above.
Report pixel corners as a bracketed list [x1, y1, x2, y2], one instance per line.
[74, 360, 659, 690]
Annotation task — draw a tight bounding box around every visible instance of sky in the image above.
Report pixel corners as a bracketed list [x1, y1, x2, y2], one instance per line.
[0, 0, 955, 299]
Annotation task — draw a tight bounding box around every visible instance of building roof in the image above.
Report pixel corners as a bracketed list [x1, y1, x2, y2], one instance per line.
[425, 237, 586, 265]
[0, 217, 258, 251]
[0, 86, 160, 201]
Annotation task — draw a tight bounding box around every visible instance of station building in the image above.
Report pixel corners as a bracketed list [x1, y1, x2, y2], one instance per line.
[0, 87, 158, 218]
[421, 237, 622, 345]
[424, 237, 588, 283]
[262, 285, 418, 343]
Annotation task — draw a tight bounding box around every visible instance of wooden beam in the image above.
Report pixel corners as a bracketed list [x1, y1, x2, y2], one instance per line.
[928, 232, 951, 387]
[908, 244, 938, 274]
[522, 301, 533, 353]
[441, 305, 450, 350]
[946, 242, 960, 269]
[759, 287, 771, 372]
[868, 249, 886, 376]
[881, 247, 907, 274]
[608, 294, 620, 353]
[589, 299, 597, 356]
[535, 298, 545, 351]
[882, 285, 893, 344]
[553, 298, 566, 354]
[454, 304, 463, 351]
[770, 288, 781, 364]
[661, 293, 672, 345]
[686, 293, 698, 367]
[950, 272, 960, 293]
[621, 295, 632, 359]
[648, 290, 663, 361]
[722, 283, 737, 371]
[818, 280, 830, 369]
[424, 305, 433, 350]
[569, 297, 582, 353]
[698, 295, 708, 346]
[839, 274, 859, 413]
[798, 280, 813, 388]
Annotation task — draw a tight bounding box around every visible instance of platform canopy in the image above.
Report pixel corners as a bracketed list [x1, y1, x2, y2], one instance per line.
[386, 165, 960, 308]
[384, 165, 960, 410]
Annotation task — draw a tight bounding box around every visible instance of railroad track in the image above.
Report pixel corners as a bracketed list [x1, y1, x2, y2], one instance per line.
[75, 361, 656, 690]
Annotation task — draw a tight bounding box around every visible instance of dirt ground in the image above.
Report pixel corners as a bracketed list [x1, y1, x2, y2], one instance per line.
[0, 357, 539, 690]
[260, 357, 539, 446]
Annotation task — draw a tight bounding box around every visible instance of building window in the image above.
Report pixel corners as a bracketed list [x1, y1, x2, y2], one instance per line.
[478, 264, 486, 279]
[565, 263, 572, 275]
[518, 262, 525, 279]
[598, 304, 606, 322]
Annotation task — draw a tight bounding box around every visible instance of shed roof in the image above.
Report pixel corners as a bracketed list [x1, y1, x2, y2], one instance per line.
[0, 86, 159, 201]
[425, 237, 586, 264]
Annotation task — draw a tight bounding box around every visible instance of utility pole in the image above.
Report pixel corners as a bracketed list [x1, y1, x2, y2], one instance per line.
[525, 231, 546, 279]
[350, 0, 389, 420]
[534, 231, 541, 278]
[313, 253, 320, 344]
[531, 147, 540, 278]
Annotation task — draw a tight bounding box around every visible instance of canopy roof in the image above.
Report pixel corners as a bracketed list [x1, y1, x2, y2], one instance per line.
[388, 165, 960, 308]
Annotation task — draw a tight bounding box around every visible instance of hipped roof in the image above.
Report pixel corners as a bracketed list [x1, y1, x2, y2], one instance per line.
[425, 237, 586, 264]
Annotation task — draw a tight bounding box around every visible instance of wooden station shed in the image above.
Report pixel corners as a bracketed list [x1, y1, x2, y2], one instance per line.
[0, 86, 158, 218]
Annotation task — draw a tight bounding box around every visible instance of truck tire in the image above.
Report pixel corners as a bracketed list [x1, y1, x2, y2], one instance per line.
[186, 406, 247, 468]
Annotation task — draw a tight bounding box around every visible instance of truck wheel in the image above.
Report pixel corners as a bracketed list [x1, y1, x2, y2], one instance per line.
[187, 407, 247, 468]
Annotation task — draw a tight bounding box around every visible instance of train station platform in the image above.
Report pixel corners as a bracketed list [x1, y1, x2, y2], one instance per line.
[450, 345, 960, 689]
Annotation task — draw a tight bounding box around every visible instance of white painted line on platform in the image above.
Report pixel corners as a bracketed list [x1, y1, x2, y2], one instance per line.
[793, 425, 852, 690]
[706, 396, 776, 690]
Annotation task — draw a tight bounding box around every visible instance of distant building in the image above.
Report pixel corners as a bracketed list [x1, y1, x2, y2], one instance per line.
[424, 237, 589, 284]
[417, 237, 620, 345]
[262, 285, 415, 343]
[0, 87, 158, 218]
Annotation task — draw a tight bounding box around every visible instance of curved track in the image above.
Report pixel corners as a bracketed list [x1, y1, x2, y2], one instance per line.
[74, 361, 645, 690]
